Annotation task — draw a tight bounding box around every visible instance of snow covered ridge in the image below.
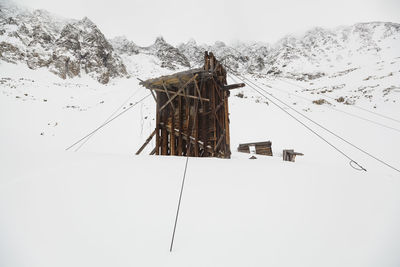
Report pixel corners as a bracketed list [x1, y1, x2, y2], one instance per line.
[0, 1, 127, 84]
[1, 1, 400, 84]
[178, 22, 400, 79]
[110, 36, 190, 70]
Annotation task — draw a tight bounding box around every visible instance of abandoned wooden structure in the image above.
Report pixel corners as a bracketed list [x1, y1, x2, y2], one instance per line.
[283, 149, 304, 162]
[136, 52, 245, 158]
[237, 141, 273, 156]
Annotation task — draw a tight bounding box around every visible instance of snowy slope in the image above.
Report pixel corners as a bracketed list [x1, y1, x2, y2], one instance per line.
[1, 55, 400, 267]
[1, 2, 400, 267]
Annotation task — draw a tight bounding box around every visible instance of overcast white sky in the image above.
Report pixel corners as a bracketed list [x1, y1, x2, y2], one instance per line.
[8, 0, 400, 46]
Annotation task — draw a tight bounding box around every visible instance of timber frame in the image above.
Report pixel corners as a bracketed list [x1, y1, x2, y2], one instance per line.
[136, 51, 245, 158]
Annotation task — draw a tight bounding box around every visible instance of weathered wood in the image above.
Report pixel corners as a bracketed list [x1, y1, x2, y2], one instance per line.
[149, 88, 157, 102]
[193, 78, 204, 108]
[162, 81, 176, 111]
[177, 95, 183, 155]
[136, 51, 240, 158]
[155, 92, 160, 155]
[170, 103, 176, 156]
[148, 86, 209, 102]
[159, 74, 198, 112]
[139, 68, 212, 88]
[135, 130, 156, 155]
[162, 124, 214, 154]
[283, 149, 304, 162]
[214, 130, 226, 152]
[223, 83, 246, 90]
[238, 141, 272, 157]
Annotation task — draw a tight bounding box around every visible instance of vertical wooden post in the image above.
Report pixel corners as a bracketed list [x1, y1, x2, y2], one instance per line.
[184, 86, 191, 156]
[155, 92, 160, 155]
[224, 91, 231, 158]
[161, 93, 168, 155]
[193, 86, 199, 157]
[177, 95, 183, 156]
[211, 81, 217, 156]
[171, 108, 176, 156]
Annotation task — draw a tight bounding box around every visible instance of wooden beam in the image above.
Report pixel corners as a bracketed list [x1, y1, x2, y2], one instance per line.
[149, 88, 157, 102]
[223, 83, 246, 90]
[159, 74, 198, 112]
[177, 95, 183, 155]
[214, 130, 226, 152]
[155, 92, 160, 155]
[135, 129, 156, 155]
[193, 78, 203, 108]
[223, 91, 231, 158]
[147, 87, 209, 102]
[162, 124, 214, 154]
[162, 81, 176, 111]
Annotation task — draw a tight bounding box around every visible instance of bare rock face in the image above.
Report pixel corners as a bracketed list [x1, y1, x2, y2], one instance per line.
[50, 17, 127, 83]
[110, 36, 139, 56]
[0, 41, 24, 63]
[110, 35, 191, 71]
[178, 22, 400, 80]
[149, 37, 190, 70]
[0, 3, 127, 83]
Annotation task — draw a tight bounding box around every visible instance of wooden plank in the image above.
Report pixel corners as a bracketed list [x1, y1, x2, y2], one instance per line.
[193, 78, 204, 108]
[223, 91, 231, 158]
[147, 87, 209, 102]
[177, 95, 183, 155]
[155, 92, 160, 155]
[161, 125, 168, 155]
[162, 124, 214, 154]
[162, 81, 176, 111]
[214, 130, 226, 152]
[223, 83, 246, 90]
[159, 74, 198, 112]
[171, 105, 176, 156]
[185, 86, 191, 156]
[135, 129, 156, 155]
[149, 88, 157, 102]
[193, 86, 199, 157]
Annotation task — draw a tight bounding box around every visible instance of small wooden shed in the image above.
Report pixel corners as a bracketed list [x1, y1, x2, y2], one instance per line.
[136, 52, 245, 158]
[237, 141, 273, 156]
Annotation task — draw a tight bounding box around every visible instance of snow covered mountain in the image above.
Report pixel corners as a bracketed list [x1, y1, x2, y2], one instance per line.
[178, 22, 400, 79]
[1, 2, 400, 267]
[1, 1, 399, 87]
[0, 1, 127, 83]
[110, 36, 190, 71]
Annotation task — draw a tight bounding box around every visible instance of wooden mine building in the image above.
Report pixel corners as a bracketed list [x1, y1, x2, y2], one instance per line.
[136, 52, 245, 158]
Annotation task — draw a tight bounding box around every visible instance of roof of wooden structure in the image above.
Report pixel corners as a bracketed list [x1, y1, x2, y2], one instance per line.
[238, 141, 272, 147]
[139, 68, 213, 89]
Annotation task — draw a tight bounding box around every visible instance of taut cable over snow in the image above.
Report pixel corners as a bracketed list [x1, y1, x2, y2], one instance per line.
[255, 80, 400, 134]
[278, 77, 400, 124]
[228, 71, 400, 174]
[169, 147, 191, 252]
[73, 87, 143, 152]
[65, 93, 151, 151]
[228, 73, 366, 172]
[169, 92, 199, 252]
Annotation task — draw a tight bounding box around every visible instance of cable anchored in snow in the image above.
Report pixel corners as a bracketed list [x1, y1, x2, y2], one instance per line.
[73, 87, 142, 152]
[278, 77, 400, 124]
[228, 71, 400, 174]
[228, 72, 367, 172]
[65, 93, 151, 151]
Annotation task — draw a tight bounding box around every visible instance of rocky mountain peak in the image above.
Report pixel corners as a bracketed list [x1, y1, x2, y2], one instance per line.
[0, 3, 127, 83]
[110, 36, 139, 56]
